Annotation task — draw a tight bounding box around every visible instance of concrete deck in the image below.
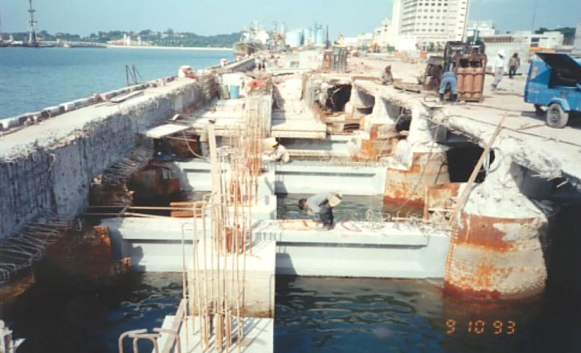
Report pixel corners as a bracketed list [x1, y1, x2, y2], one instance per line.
[0, 79, 198, 159]
[352, 58, 581, 192]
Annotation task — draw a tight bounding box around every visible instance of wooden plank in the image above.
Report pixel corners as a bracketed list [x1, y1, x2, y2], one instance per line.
[449, 114, 507, 229]
[161, 299, 187, 353]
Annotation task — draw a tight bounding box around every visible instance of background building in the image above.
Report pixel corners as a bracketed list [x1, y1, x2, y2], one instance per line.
[392, 0, 471, 47]
[574, 19, 581, 55]
[466, 20, 496, 38]
[481, 31, 565, 69]
[373, 18, 392, 48]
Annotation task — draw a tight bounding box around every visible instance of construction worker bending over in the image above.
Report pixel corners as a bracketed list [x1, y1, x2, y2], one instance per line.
[439, 71, 458, 103]
[264, 138, 290, 164]
[298, 192, 342, 230]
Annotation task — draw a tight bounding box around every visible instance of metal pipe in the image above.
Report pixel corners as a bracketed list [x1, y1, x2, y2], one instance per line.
[118, 329, 146, 353]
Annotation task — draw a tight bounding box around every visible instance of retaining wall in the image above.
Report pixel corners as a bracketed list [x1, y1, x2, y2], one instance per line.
[0, 81, 201, 240]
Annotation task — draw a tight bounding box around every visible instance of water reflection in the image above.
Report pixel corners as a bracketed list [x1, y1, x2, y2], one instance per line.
[275, 276, 554, 353]
[2, 273, 183, 353]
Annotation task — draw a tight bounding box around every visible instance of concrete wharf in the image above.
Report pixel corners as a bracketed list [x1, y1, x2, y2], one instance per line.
[1, 51, 581, 352]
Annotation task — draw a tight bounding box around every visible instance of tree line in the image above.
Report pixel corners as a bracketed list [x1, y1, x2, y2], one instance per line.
[2, 29, 242, 47]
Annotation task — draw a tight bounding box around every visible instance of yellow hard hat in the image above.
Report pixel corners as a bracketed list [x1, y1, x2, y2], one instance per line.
[265, 137, 277, 148]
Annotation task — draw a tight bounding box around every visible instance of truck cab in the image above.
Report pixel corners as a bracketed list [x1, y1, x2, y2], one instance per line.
[524, 53, 581, 128]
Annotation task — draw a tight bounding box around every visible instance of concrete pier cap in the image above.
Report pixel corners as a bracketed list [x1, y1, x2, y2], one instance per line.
[445, 151, 551, 299]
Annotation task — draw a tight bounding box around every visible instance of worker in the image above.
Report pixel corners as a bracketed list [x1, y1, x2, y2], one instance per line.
[298, 192, 342, 230]
[439, 71, 458, 104]
[508, 52, 521, 79]
[491, 50, 506, 91]
[199, 118, 216, 160]
[178, 65, 198, 79]
[255, 55, 263, 71]
[265, 138, 290, 164]
[381, 65, 394, 85]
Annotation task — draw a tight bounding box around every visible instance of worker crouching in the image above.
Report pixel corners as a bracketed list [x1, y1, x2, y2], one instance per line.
[298, 192, 342, 230]
[264, 138, 290, 164]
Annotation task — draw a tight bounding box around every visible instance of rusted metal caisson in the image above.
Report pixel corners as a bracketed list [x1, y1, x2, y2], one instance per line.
[384, 151, 450, 209]
[444, 212, 548, 299]
[442, 154, 551, 300]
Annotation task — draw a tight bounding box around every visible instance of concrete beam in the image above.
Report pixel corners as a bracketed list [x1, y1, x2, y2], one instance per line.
[254, 220, 450, 278]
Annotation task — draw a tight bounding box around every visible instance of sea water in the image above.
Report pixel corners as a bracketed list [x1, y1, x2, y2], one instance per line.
[2, 197, 580, 353]
[0, 47, 233, 119]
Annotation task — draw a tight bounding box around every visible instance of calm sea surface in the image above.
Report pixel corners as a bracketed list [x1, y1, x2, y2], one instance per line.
[0, 47, 233, 119]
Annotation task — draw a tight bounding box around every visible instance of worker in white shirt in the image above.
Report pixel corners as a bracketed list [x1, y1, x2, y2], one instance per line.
[199, 118, 216, 160]
[264, 138, 290, 164]
[491, 50, 506, 91]
[298, 192, 342, 230]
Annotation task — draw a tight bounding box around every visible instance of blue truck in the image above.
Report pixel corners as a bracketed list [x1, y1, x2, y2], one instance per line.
[524, 53, 581, 128]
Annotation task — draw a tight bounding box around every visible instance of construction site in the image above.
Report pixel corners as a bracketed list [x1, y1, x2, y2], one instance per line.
[1, 47, 581, 353]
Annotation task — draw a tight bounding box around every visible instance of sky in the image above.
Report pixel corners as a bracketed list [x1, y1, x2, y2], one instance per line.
[0, 0, 579, 37]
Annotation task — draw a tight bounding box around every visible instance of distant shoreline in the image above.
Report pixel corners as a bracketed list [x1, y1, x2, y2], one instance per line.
[106, 45, 232, 51]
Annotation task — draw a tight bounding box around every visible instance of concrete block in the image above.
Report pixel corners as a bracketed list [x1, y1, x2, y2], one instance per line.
[188, 240, 275, 317]
[254, 220, 450, 278]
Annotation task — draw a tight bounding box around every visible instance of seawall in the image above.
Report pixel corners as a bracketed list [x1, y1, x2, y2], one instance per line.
[0, 58, 254, 240]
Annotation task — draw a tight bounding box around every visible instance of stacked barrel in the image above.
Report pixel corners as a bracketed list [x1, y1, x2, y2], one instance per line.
[454, 54, 487, 102]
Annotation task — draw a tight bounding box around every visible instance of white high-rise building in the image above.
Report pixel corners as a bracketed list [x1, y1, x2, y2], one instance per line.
[392, 0, 471, 46]
[390, 0, 402, 45]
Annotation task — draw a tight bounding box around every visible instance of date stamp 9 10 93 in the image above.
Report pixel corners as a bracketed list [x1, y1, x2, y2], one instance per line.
[445, 319, 516, 335]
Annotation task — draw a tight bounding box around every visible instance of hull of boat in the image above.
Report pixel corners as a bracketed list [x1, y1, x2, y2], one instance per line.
[233, 41, 265, 56]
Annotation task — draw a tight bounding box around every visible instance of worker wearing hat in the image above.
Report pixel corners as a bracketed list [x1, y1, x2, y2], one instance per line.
[491, 50, 506, 91]
[265, 138, 290, 164]
[298, 192, 342, 230]
[199, 118, 216, 160]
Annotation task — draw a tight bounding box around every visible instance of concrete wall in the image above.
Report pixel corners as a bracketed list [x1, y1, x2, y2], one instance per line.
[104, 217, 451, 279]
[0, 58, 256, 240]
[0, 81, 201, 240]
[254, 221, 450, 278]
[173, 160, 386, 196]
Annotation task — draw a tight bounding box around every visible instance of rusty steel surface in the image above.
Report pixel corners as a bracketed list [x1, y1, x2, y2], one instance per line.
[43, 226, 115, 281]
[129, 163, 180, 198]
[423, 183, 461, 222]
[89, 183, 133, 206]
[384, 151, 450, 208]
[444, 213, 547, 299]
